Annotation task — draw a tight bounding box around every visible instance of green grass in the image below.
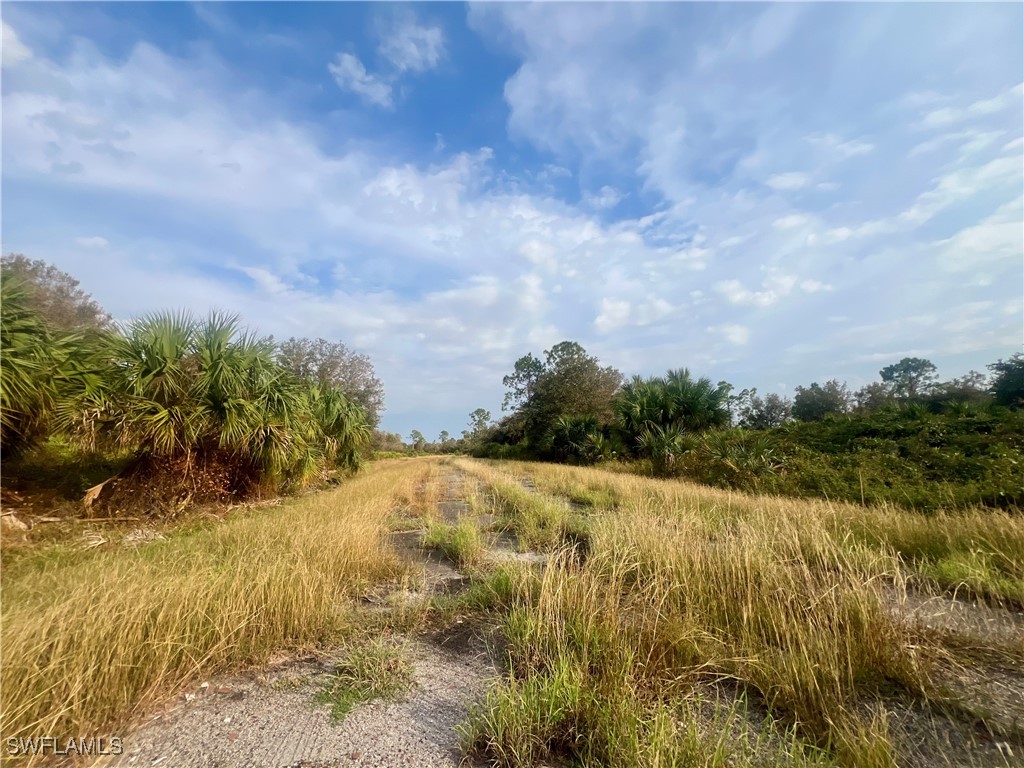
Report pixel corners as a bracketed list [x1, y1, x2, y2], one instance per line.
[422, 519, 486, 569]
[453, 463, 572, 552]
[460, 657, 838, 768]
[316, 636, 414, 720]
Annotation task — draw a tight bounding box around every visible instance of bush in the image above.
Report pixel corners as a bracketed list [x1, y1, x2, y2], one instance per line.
[758, 406, 1024, 510]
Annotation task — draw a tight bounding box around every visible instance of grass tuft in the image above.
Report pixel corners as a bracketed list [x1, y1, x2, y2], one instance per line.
[422, 519, 486, 569]
[316, 636, 414, 720]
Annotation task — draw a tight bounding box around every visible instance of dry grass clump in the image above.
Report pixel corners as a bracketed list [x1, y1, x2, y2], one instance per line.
[0, 460, 429, 741]
[498, 460, 1024, 607]
[390, 458, 444, 519]
[451, 460, 573, 551]
[456, 459, 1004, 767]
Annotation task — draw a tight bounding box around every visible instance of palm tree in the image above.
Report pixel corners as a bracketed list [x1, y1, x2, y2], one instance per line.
[57, 311, 370, 500]
[0, 278, 82, 453]
[662, 368, 730, 431]
[614, 369, 730, 471]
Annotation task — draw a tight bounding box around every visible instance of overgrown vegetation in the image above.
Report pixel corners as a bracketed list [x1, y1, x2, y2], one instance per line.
[464, 339, 1023, 511]
[0, 461, 423, 741]
[423, 519, 486, 568]
[1, 257, 379, 512]
[456, 459, 1024, 767]
[317, 636, 414, 720]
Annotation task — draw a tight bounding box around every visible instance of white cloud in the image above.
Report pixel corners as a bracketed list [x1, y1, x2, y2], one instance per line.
[919, 82, 1023, 128]
[933, 196, 1024, 273]
[719, 235, 749, 248]
[806, 133, 874, 159]
[765, 172, 809, 191]
[584, 185, 624, 209]
[910, 129, 1005, 158]
[328, 53, 392, 107]
[713, 324, 750, 345]
[378, 19, 445, 74]
[595, 297, 631, 333]
[75, 236, 109, 249]
[1, 21, 30, 67]
[772, 214, 808, 229]
[716, 273, 828, 307]
[799, 279, 831, 293]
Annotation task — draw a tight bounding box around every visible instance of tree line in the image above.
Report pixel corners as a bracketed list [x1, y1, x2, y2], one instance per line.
[455, 340, 1022, 509]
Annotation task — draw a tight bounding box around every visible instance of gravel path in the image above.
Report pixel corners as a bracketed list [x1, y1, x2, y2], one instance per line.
[105, 641, 495, 768]
[100, 468, 506, 768]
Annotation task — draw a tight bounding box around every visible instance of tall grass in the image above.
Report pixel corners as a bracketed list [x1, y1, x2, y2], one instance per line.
[455, 459, 1020, 767]
[0, 459, 430, 741]
[423, 519, 486, 569]
[493, 460, 1024, 607]
[451, 460, 571, 551]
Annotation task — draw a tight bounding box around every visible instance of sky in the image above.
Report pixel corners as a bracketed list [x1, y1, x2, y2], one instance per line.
[2, 2, 1022, 439]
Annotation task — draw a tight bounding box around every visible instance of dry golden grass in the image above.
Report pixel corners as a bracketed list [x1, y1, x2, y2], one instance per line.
[488, 460, 1024, 606]
[455, 459, 1021, 767]
[0, 458, 439, 741]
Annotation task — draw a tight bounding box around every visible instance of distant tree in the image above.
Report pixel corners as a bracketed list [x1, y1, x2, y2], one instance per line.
[928, 370, 991, 407]
[879, 357, 938, 400]
[516, 341, 623, 446]
[717, 380, 737, 422]
[409, 430, 426, 450]
[371, 430, 405, 452]
[792, 380, 851, 422]
[989, 354, 1024, 409]
[438, 430, 450, 444]
[468, 408, 492, 436]
[1, 254, 111, 330]
[854, 382, 894, 413]
[502, 353, 545, 411]
[277, 337, 384, 427]
[735, 389, 792, 429]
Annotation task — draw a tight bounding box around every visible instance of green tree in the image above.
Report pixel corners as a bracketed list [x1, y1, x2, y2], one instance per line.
[734, 389, 792, 429]
[467, 408, 492, 435]
[277, 337, 384, 428]
[371, 430, 405, 452]
[1, 254, 111, 330]
[56, 311, 369, 497]
[989, 354, 1024, 409]
[879, 357, 938, 400]
[927, 370, 991, 408]
[792, 380, 851, 422]
[0, 278, 85, 453]
[409, 430, 426, 450]
[854, 382, 894, 413]
[514, 342, 623, 447]
[616, 369, 729, 437]
[438, 430, 450, 444]
[501, 353, 544, 411]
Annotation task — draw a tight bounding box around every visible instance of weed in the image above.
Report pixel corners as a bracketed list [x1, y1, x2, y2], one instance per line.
[316, 637, 413, 720]
[422, 519, 485, 569]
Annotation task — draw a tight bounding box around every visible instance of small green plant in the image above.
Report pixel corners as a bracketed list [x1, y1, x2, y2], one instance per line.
[422, 519, 485, 568]
[317, 636, 413, 721]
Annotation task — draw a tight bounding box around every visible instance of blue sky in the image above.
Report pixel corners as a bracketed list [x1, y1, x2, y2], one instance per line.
[2, 2, 1022, 439]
